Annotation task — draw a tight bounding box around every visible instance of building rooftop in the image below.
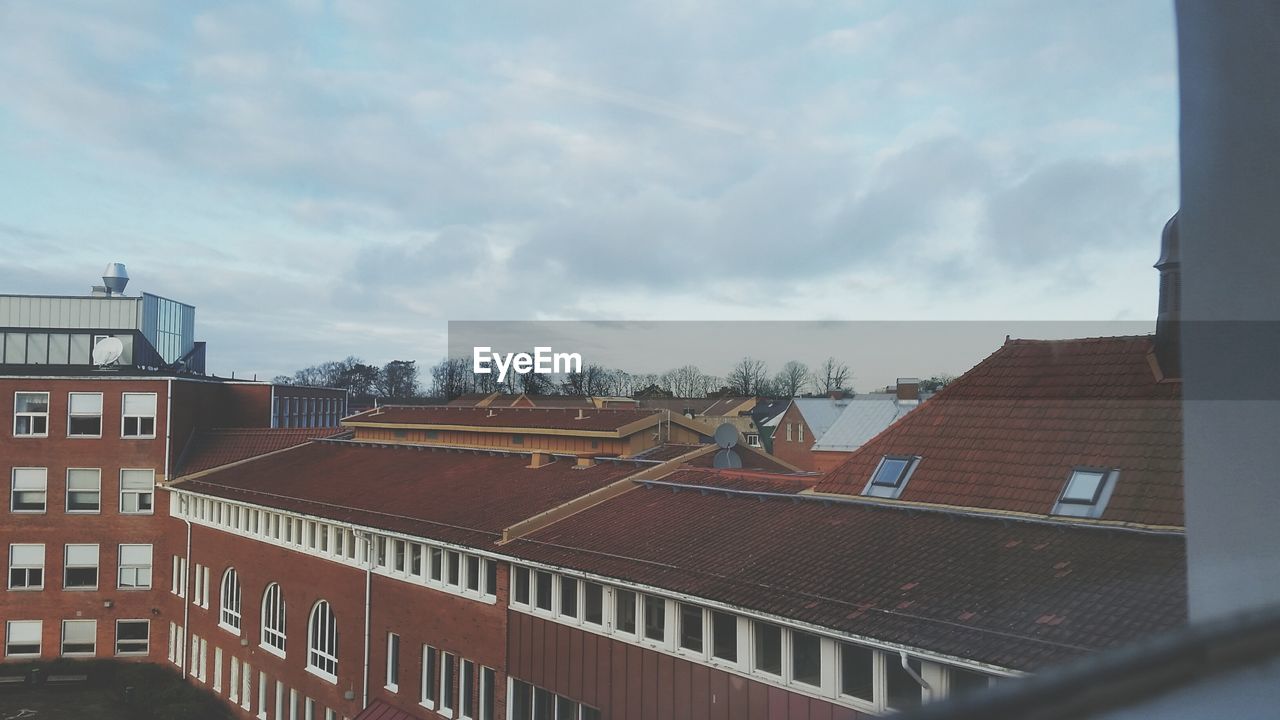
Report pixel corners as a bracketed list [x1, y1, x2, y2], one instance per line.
[173, 440, 647, 546]
[176, 428, 349, 476]
[810, 394, 922, 453]
[343, 405, 663, 434]
[507, 481, 1188, 672]
[815, 336, 1183, 527]
[788, 397, 850, 440]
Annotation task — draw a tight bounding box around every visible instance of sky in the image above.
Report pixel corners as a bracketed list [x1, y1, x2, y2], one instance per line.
[0, 1, 1179, 381]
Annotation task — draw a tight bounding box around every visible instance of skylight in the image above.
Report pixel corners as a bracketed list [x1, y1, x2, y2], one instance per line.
[862, 456, 919, 499]
[1052, 468, 1117, 518]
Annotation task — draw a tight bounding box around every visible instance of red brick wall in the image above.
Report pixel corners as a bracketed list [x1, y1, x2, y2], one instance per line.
[0, 377, 174, 665]
[770, 404, 817, 472]
[811, 451, 853, 475]
[172, 519, 509, 720]
[507, 613, 868, 720]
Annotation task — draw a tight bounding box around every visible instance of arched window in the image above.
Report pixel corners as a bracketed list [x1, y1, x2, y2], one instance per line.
[307, 600, 338, 681]
[261, 583, 286, 655]
[219, 568, 242, 633]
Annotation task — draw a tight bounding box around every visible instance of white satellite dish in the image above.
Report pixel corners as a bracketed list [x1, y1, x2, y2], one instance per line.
[92, 337, 124, 367]
[711, 422, 742, 469]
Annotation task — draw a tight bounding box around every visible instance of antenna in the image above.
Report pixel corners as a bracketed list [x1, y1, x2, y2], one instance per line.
[711, 422, 742, 469]
[92, 337, 124, 368]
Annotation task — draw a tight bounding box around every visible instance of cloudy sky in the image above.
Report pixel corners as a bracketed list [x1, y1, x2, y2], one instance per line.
[0, 1, 1178, 380]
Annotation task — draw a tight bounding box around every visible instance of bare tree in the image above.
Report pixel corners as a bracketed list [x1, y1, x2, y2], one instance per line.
[917, 374, 955, 393]
[773, 361, 809, 397]
[811, 357, 853, 395]
[725, 356, 769, 396]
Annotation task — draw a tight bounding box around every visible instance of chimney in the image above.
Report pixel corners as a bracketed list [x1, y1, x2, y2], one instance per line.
[527, 451, 551, 469]
[574, 453, 596, 469]
[896, 378, 920, 404]
[1154, 212, 1181, 379]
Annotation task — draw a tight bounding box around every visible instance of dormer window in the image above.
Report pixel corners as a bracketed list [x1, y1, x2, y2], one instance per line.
[1052, 468, 1117, 518]
[862, 455, 919, 499]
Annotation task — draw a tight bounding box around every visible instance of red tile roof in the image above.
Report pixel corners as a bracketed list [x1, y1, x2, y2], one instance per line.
[632, 443, 706, 461]
[177, 428, 347, 476]
[657, 468, 818, 493]
[509, 485, 1187, 671]
[175, 440, 643, 546]
[815, 336, 1183, 526]
[344, 405, 660, 433]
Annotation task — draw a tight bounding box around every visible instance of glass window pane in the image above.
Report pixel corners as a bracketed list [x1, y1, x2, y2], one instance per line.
[840, 643, 874, 700]
[615, 590, 637, 634]
[886, 656, 924, 710]
[711, 611, 737, 662]
[752, 621, 782, 675]
[679, 604, 703, 652]
[643, 595, 666, 641]
[791, 631, 822, 686]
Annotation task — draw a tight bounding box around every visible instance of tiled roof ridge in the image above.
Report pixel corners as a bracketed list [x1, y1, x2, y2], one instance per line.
[310, 436, 657, 468]
[364, 404, 659, 413]
[1003, 333, 1154, 345]
[641, 478, 1184, 537]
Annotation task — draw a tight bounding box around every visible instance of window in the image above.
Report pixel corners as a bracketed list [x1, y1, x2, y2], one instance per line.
[393, 539, 406, 572]
[679, 604, 703, 652]
[11, 467, 47, 512]
[863, 455, 919, 498]
[421, 645, 438, 708]
[643, 595, 666, 642]
[614, 589, 637, 635]
[886, 656, 924, 710]
[484, 559, 497, 596]
[64, 543, 99, 589]
[791, 631, 822, 687]
[6, 620, 41, 657]
[9, 544, 44, 589]
[839, 643, 874, 701]
[560, 577, 579, 618]
[786, 422, 793, 442]
[117, 544, 153, 589]
[220, 568, 242, 632]
[746, 433, 761, 447]
[511, 434, 524, 445]
[871, 456, 913, 487]
[1053, 468, 1116, 517]
[386, 633, 400, 691]
[66, 468, 101, 512]
[62, 619, 96, 656]
[752, 621, 783, 675]
[14, 392, 49, 436]
[583, 582, 604, 625]
[262, 583, 287, 655]
[513, 567, 530, 605]
[307, 600, 338, 681]
[466, 555, 480, 592]
[711, 611, 737, 662]
[480, 667, 496, 720]
[116, 620, 149, 655]
[410, 543, 423, 576]
[67, 392, 103, 436]
[120, 469, 155, 514]
[440, 652, 456, 714]
[447, 551, 461, 586]
[798, 423, 805, 443]
[121, 392, 157, 438]
[534, 570, 553, 611]
[231, 657, 241, 703]
[430, 547, 443, 582]
[460, 659, 475, 719]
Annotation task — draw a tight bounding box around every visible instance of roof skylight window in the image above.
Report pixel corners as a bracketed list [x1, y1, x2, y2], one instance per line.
[1052, 468, 1117, 518]
[862, 456, 919, 499]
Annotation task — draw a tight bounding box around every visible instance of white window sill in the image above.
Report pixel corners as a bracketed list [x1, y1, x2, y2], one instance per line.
[305, 666, 337, 684]
[260, 643, 286, 660]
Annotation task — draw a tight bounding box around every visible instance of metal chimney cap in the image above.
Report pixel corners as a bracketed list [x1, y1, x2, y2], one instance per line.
[1155, 213, 1179, 270]
[101, 263, 129, 295]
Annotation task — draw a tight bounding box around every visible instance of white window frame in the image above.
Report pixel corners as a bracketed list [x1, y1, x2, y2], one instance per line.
[220, 567, 242, 634]
[64, 543, 99, 590]
[385, 632, 400, 692]
[61, 619, 97, 657]
[5, 620, 41, 657]
[115, 619, 150, 656]
[460, 659, 475, 720]
[306, 600, 338, 683]
[13, 391, 49, 437]
[67, 391, 103, 438]
[121, 392, 158, 439]
[117, 543, 153, 589]
[261, 582, 287, 657]
[11, 467, 47, 513]
[8, 543, 44, 590]
[420, 644, 438, 710]
[120, 468, 155, 514]
[439, 651, 456, 717]
[66, 468, 102, 513]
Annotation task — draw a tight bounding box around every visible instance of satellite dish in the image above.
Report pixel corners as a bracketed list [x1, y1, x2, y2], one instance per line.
[712, 449, 743, 469]
[92, 337, 124, 366]
[713, 422, 739, 449]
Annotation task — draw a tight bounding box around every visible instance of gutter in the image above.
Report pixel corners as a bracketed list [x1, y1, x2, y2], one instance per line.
[902, 650, 934, 695]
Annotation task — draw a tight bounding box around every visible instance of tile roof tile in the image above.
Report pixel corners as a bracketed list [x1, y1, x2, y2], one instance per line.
[344, 405, 660, 432]
[815, 336, 1183, 526]
[177, 428, 345, 476]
